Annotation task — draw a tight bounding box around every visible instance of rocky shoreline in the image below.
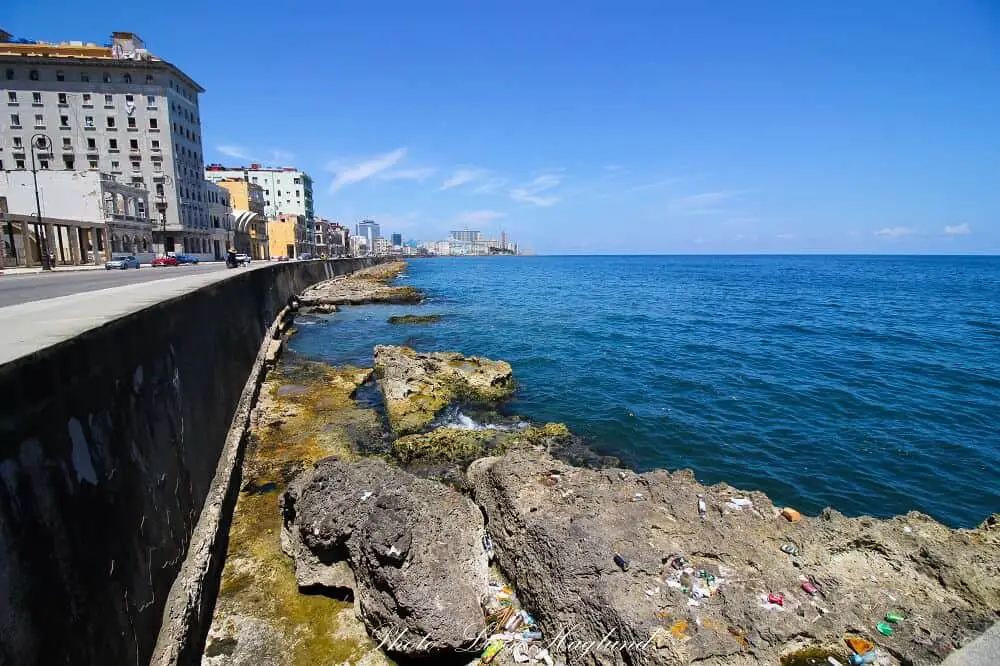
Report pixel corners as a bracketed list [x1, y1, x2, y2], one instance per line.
[203, 262, 998, 666]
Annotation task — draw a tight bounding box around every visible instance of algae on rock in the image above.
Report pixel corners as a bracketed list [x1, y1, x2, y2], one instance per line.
[374, 345, 515, 436]
[387, 314, 442, 325]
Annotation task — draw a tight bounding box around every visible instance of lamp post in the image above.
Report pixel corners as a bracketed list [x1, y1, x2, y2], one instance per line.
[30, 133, 53, 270]
[155, 175, 173, 256]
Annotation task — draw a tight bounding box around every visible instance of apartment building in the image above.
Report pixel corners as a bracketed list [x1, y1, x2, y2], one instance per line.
[213, 178, 268, 259]
[205, 180, 233, 258]
[0, 30, 213, 258]
[204, 163, 314, 254]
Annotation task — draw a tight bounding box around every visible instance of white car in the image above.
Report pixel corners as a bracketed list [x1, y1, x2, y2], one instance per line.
[235, 253, 251, 265]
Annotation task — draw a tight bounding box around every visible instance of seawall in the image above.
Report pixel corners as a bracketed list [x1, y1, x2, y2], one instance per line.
[0, 258, 382, 666]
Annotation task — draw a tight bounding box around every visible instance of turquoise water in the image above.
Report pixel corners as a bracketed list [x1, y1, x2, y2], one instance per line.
[290, 256, 1000, 527]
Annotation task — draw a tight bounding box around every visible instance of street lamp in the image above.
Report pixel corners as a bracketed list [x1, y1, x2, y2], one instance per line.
[155, 175, 173, 256]
[30, 133, 53, 270]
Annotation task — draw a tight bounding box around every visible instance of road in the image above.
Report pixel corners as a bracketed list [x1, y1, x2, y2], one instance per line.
[0, 263, 229, 308]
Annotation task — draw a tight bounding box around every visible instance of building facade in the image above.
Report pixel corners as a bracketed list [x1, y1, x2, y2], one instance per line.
[213, 178, 268, 259]
[266, 213, 306, 259]
[391, 232, 402, 247]
[355, 220, 379, 254]
[0, 31, 213, 258]
[204, 180, 232, 259]
[348, 234, 367, 257]
[204, 163, 314, 254]
[0, 169, 149, 266]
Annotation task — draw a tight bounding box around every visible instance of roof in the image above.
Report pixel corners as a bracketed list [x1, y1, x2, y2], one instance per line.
[0, 36, 204, 92]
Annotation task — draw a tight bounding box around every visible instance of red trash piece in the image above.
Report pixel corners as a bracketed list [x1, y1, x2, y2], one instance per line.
[767, 593, 784, 606]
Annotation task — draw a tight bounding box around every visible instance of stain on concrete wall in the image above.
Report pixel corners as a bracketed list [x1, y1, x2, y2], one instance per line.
[0, 259, 378, 666]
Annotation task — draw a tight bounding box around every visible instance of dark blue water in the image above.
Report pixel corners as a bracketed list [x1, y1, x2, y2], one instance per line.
[290, 256, 1000, 528]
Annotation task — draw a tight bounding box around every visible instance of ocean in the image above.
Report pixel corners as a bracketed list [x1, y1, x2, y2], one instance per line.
[289, 255, 1000, 528]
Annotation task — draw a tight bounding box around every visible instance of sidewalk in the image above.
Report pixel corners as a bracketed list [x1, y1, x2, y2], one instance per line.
[0, 261, 228, 276]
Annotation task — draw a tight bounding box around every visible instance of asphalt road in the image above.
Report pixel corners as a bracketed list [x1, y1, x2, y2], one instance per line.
[0, 263, 229, 308]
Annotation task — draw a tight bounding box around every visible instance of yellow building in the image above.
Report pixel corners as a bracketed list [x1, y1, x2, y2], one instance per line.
[213, 179, 269, 259]
[267, 214, 307, 259]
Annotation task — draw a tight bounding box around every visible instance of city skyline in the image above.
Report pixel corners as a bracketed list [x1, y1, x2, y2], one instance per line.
[3, 3, 998, 254]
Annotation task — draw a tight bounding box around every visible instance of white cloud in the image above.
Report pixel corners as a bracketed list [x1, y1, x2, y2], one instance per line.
[875, 226, 916, 238]
[456, 210, 506, 224]
[671, 191, 744, 207]
[943, 223, 971, 236]
[473, 177, 507, 195]
[217, 144, 254, 160]
[329, 148, 407, 191]
[440, 168, 485, 190]
[377, 167, 437, 182]
[509, 174, 562, 207]
[217, 145, 295, 164]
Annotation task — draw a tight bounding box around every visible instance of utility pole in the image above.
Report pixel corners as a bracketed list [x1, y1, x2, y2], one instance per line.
[30, 134, 53, 270]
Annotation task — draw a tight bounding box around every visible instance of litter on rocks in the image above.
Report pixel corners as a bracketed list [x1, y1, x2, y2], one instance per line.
[781, 507, 802, 522]
[631, 492, 646, 502]
[360, 491, 374, 502]
[727, 497, 754, 510]
[801, 579, 820, 596]
[481, 581, 548, 665]
[849, 651, 877, 665]
[483, 534, 495, 561]
[885, 611, 905, 623]
[767, 592, 785, 606]
[876, 621, 894, 636]
[698, 495, 708, 520]
[781, 543, 799, 555]
[613, 552, 630, 571]
[845, 636, 874, 654]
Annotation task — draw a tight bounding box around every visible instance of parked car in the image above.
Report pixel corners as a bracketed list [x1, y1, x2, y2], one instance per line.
[152, 255, 180, 267]
[235, 253, 251, 265]
[299, 253, 314, 261]
[276, 255, 289, 262]
[105, 254, 140, 270]
[173, 254, 200, 265]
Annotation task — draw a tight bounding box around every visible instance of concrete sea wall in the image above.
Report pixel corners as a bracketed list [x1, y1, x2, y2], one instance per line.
[0, 258, 381, 666]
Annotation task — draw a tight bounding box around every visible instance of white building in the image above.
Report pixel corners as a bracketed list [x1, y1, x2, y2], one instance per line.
[0, 31, 214, 259]
[373, 237, 391, 256]
[204, 180, 233, 258]
[0, 169, 151, 266]
[348, 234, 367, 256]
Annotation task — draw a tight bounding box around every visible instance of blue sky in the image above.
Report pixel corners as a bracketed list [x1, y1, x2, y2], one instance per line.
[6, 1, 999, 253]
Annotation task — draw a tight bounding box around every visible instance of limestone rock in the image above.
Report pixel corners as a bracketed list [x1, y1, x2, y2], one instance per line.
[467, 449, 999, 666]
[392, 427, 496, 464]
[300, 262, 422, 306]
[282, 457, 489, 656]
[374, 345, 515, 435]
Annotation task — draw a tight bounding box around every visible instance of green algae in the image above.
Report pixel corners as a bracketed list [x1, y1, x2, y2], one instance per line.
[209, 360, 391, 666]
[392, 427, 496, 463]
[387, 314, 442, 325]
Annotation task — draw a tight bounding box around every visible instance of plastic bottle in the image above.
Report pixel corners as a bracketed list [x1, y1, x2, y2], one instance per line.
[849, 651, 877, 665]
[876, 622, 894, 636]
[781, 543, 799, 555]
[885, 611, 905, 623]
[613, 552, 630, 571]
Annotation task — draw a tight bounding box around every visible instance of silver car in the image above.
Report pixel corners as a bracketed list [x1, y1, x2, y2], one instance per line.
[105, 254, 141, 270]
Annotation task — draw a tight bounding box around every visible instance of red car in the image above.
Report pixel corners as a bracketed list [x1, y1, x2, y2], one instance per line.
[152, 256, 180, 267]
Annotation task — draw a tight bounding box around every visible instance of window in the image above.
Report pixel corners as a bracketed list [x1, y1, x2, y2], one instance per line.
[130, 139, 139, 150]
[124, 73, 132, 84]
[147, 95, 156, 106]
[87, 138, 96, 150]
[85, 115, 94, 127]
[295, 190, 300, 197]
[34, 114, 44, 128]
[125, 94, 134, 103]
[6, 91, 15, 103]
[277, 190, 282, 196]
[131, 160, 140, 170]
[56, 70, 65, 81]
[251, 176, 258, 182]
[60, 115, 69, 127]
[105, 94, 113, 106]
[12, 136, 22, 148]
[58, 92, 67, 104]
[81, 72, 90, 82]
[62, 137, 72, 148]
[39, 159, 49, 169]
[63, 156, 74, 170]
[127, 117, 136, 128]
[16, 159, 25, 169]
[294, 177, 301, 184]
[150, 139, 160, 150]
[106, 116, 116, 128]
[145, 74, 154, 84]
[111, 160, 120, 170]
[29, 70, 39, 81]
[103, 72, 112, 83]
[82, 93, 92, 105]
[4, 69, 13, 80]
[109, 138, 119, 150]
[89, 159, 98, 169]
[264, 189, 269, 195]
[32, 92, 41, 104]
[156, 183, 164, 196]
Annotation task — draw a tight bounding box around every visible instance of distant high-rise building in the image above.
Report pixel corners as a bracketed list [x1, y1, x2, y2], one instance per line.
[450, 230, 481, 243]
[391, 233, 402, 247]
[356, 220, 380, 254]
